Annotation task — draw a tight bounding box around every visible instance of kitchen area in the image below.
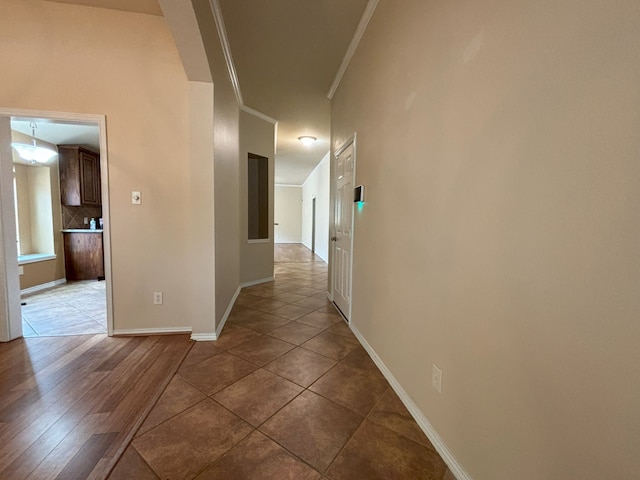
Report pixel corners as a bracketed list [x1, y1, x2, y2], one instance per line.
[59, 145, 105, 282]
[12, 120, 107, 337]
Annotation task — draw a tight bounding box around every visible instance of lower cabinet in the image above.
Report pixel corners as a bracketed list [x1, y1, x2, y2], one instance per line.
[63, 232, 104, 281]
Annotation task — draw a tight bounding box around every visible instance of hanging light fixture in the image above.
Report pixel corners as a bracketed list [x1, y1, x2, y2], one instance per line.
[12, 122, 57, 163]
[298, 135, 317, 146]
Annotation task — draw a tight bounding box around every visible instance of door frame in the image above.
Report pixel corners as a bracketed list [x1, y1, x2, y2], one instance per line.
[0, 107, 114, 340]
[311, 197, 316, 253]
[330, 133, 357, 323]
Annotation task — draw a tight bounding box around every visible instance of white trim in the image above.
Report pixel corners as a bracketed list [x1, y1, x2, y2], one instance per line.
[18, 254, 56, 265]
[240, 276, 274, 288]
[334, 132, 357, 158]
[248, 238, 270, 244]
[326, 291, 333, 302]
[191, 332, 217, 341]
[214, 284, 242, 338]
[113, 327, 193, 336]
[21, 278, 66, 296]
[350, 324, 472, 480]
[209, 0, 243, 105]
[241, 105, 278, 125]
[221, 285, 241, 322]
[202, 277, 274, 342]
[327, 0, 380, 99]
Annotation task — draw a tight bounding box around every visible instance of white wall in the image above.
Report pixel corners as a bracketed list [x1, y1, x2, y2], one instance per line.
[301, 152, 330, 262]
[274, 186, 302, 243]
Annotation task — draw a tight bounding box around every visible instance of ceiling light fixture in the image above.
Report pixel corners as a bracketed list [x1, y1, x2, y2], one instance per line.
[12, 122, 57, 163]
[298, 135, 317, 146]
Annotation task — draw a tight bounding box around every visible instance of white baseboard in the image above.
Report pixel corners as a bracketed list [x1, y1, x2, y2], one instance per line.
[240, 276, 274, 288]
[190, 277, 274, 342]
[350, 324, 472, 480]
[191, 332, 217, 341]
[190, 285, 239, 342]
[112, 327, 192, 336]
[21, 278, 66, 296]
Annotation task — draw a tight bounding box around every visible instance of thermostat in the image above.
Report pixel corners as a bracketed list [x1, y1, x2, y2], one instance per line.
[354, 185, 365, 203]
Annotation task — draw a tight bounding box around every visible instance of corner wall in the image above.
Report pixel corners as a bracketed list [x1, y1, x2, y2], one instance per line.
[331, 0, 640, 479]
[301, 152, 330, 262]
[239, 110, 275, 284]
[191, 0, 241, 326]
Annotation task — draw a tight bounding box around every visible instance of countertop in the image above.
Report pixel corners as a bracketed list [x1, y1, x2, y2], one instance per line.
[62, 229, 104, 233]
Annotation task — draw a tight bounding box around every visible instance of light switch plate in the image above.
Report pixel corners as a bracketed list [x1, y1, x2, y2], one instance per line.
[132, 191, 141, 205]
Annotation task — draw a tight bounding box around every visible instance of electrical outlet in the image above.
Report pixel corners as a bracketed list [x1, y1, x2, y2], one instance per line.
[432, 364, 443, 394]
[84, 217, 89, 224]
[153, 291, 163, 305]
[18, 266, 24, 275]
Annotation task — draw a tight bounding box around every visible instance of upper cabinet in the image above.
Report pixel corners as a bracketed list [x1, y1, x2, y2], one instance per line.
[58, 145, 101, 206]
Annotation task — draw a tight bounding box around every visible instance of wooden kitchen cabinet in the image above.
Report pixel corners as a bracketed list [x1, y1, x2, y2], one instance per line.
[63, 232, 105, 280]
[58, 145, 101, 206]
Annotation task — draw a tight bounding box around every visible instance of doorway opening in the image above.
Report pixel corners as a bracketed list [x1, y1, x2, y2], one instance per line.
[0, 109, 113, 340]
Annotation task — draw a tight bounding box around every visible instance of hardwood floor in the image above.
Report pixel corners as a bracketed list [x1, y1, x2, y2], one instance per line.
[0, 334, 192, 479]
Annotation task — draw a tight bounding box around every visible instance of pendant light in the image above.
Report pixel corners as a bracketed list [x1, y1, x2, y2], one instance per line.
[12, 122, 57, 163]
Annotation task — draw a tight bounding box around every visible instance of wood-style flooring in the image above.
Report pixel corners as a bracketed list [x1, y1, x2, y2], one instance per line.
[0, 334, 192, 479]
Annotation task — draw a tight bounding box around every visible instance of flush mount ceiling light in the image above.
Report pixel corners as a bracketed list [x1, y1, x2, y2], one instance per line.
[12, 122, 57, 163]
[298, 135, 317, 146]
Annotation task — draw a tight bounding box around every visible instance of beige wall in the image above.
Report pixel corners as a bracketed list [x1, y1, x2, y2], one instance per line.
[0, 0, 202, 332]
[191, 0, 241, 326]
[331, 1, 640, 479]
[12, 131, 65, 290]
[239, 110, 275, 284]
[274, 186, 302, 244]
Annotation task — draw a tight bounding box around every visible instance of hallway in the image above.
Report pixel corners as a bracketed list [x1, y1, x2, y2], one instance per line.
[110, 245, 451, 479]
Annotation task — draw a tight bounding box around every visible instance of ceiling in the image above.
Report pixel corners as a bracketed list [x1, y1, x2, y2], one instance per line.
[40, 0, 370, 185]
[11, 119, 100, 157]
[218, 0, 369, 184]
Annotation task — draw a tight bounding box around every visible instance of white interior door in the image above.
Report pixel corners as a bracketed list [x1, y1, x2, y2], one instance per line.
[332, 141, 354, 319]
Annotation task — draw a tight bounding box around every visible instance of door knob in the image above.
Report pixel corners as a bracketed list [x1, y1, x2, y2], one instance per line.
[331, 236, 337, 241]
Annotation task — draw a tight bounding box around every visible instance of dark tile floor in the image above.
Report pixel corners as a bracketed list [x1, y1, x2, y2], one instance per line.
[21, 280, 107, 336]
[109, 245, 452, 479]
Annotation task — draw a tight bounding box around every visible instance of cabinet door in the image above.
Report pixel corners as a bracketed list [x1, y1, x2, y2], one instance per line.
[79, 152, 101, 206]
[59, 148, 81, 206]
[64, 233, 104, 281]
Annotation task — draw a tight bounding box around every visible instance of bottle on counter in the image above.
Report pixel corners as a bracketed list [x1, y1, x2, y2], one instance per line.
[90, 218, 96, 230]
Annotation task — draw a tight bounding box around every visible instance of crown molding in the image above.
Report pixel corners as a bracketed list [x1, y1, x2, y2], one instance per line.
[327, 0, 380, 100]
[241, 105, 278, 124]
[209, 0, 243, 105]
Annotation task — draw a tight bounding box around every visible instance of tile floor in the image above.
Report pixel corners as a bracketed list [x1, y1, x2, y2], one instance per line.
[109, 244, 452, 479]
[21, 280, 107, 337]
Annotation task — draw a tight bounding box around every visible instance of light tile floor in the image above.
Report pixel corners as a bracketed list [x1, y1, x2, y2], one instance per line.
[21, 280, 107, 337]
[109, 244, 453, 479]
